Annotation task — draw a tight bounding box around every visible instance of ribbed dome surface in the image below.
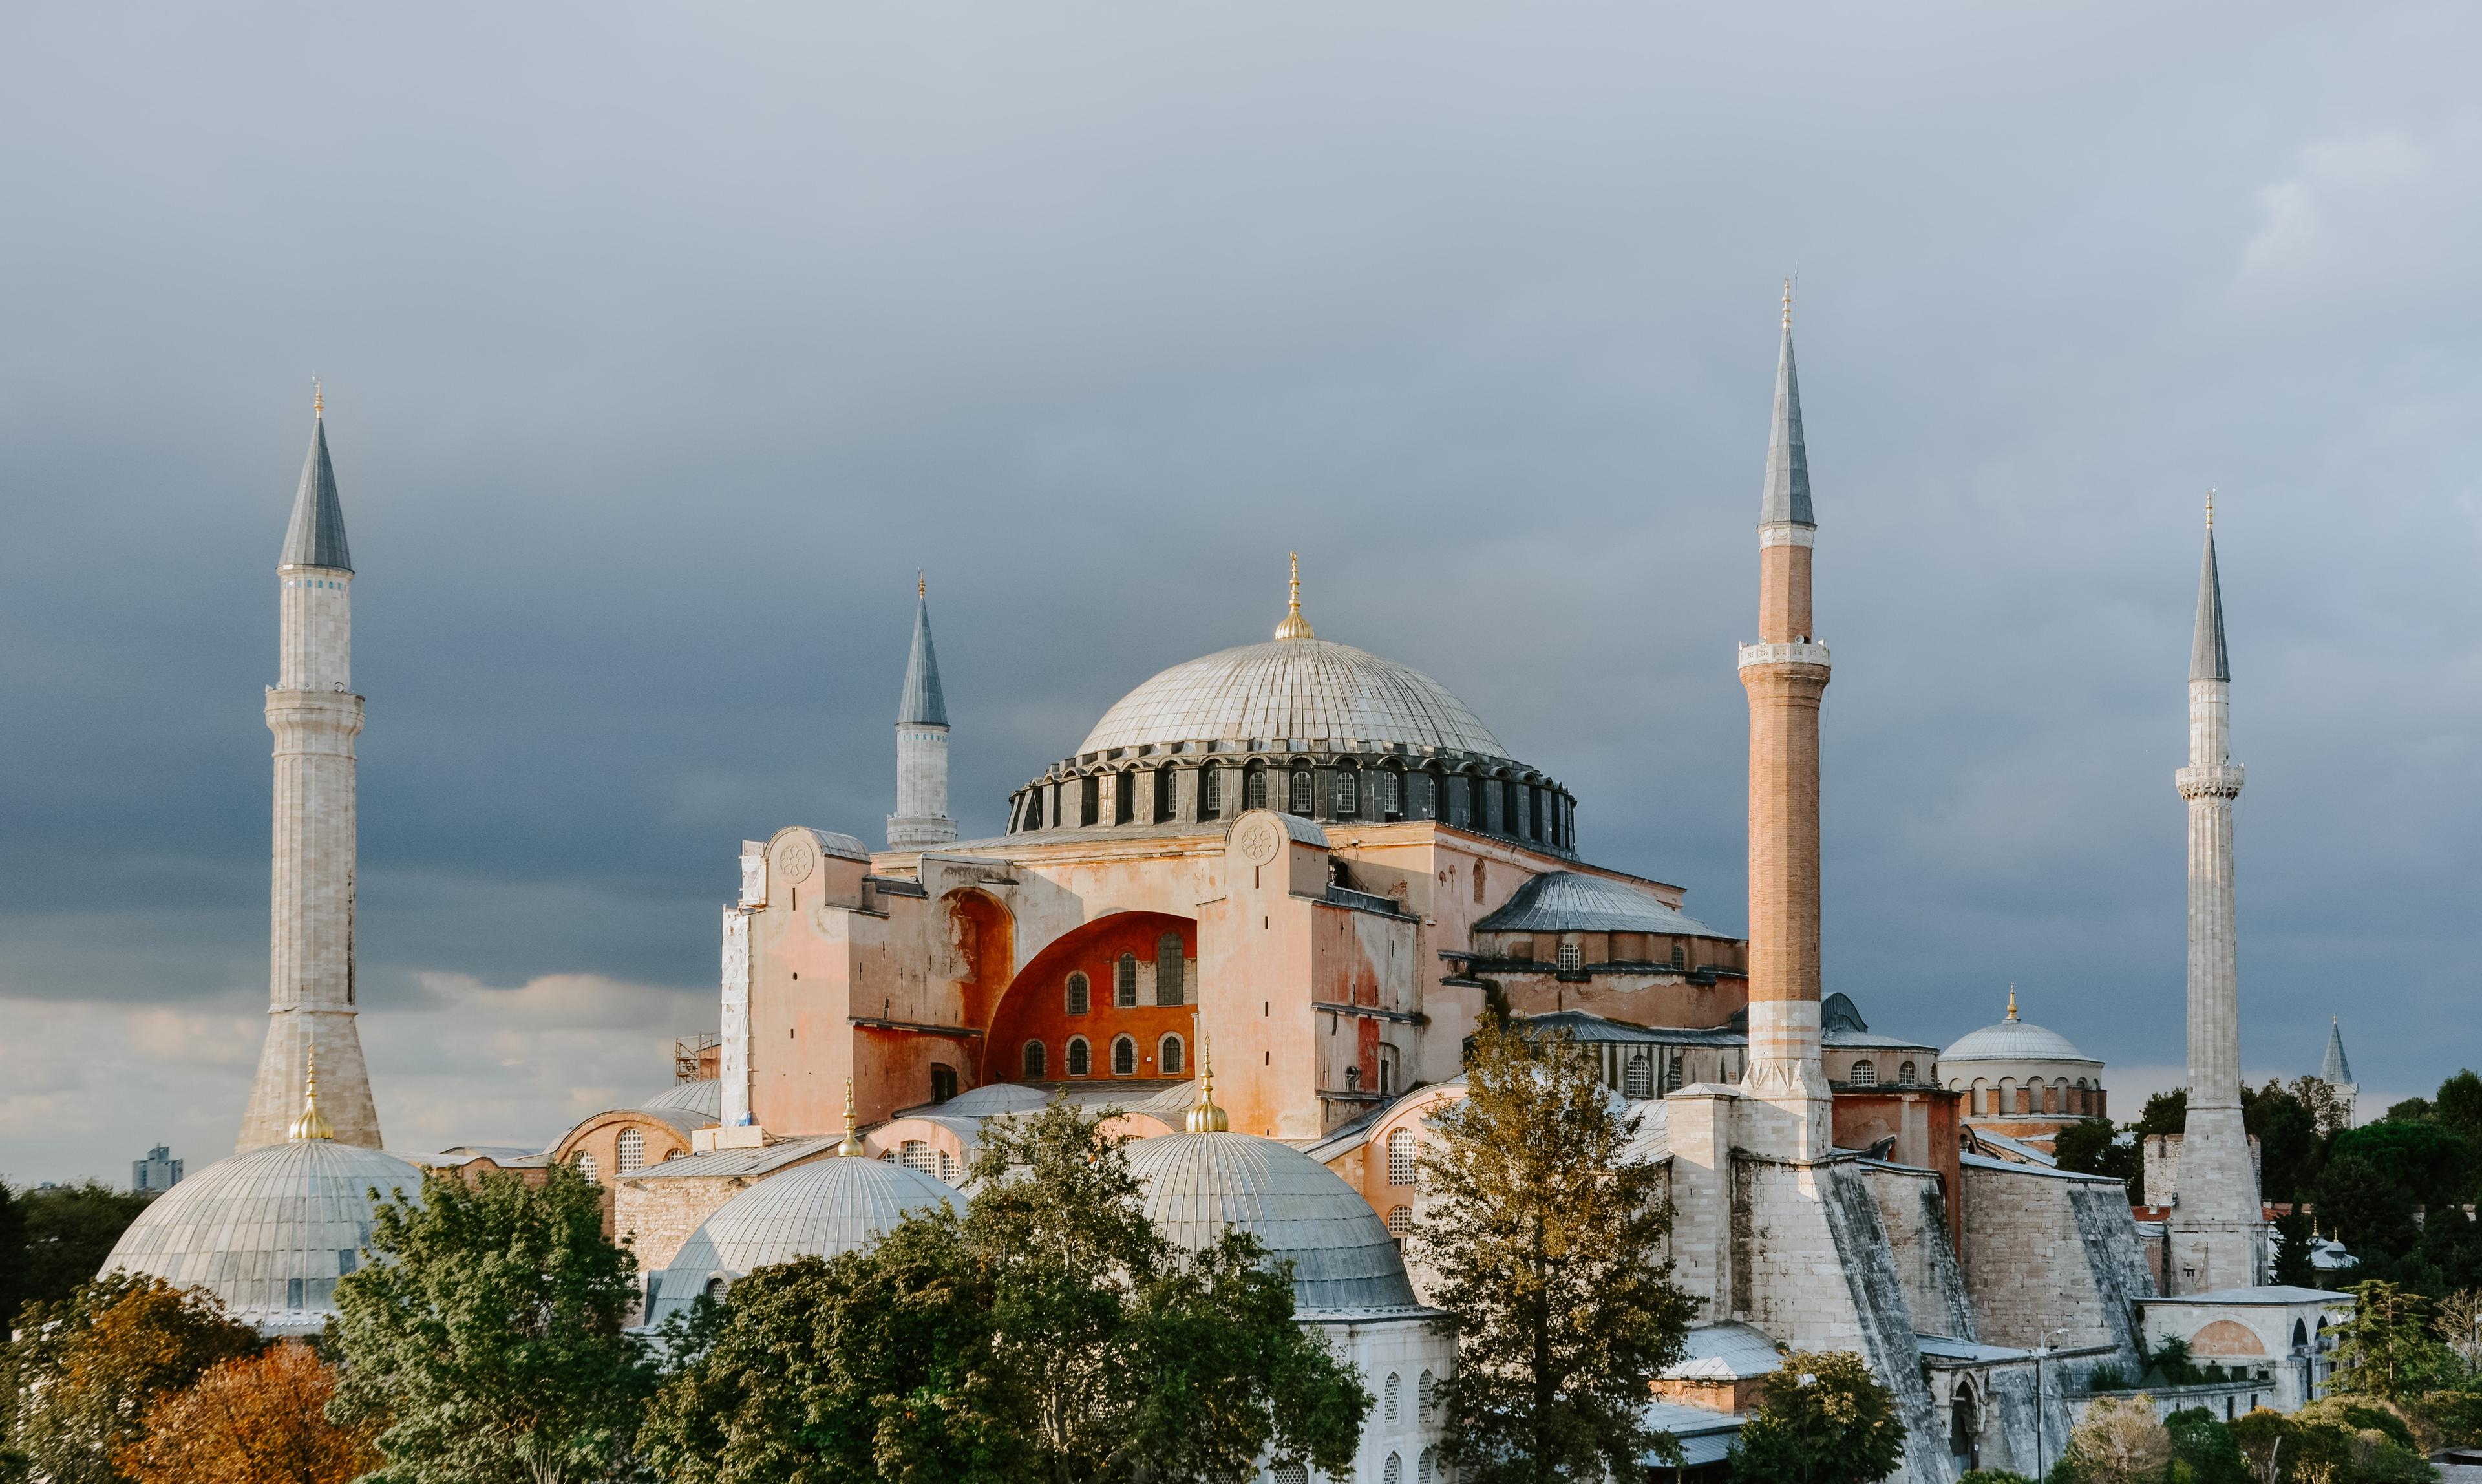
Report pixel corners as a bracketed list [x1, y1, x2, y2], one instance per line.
[1076, 639, 1506, 759]
[647, 1156, 959, 1322]
[1943, 1020, 2092, 1063]
[932, 1082, 1054, 1117]
[641, 1079, 721, 1120]
[1127, 1132, 1419, 1315]
[103, 1140, 423, 1328]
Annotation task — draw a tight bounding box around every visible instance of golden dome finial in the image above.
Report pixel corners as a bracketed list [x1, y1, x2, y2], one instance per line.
[835, 1078, 867, 1157]
[288, 1046, 334, 1141]
[1273, 552, 1315, 641]
[2005, 984, 2018, 1023]
[1187, 1035, 1229, 1133]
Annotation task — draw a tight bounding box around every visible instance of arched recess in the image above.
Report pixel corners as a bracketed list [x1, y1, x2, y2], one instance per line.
[986, 911, 1199, 1085]
[2190, 1319, 2269, 1357]
[943, 888, 1017, 1035]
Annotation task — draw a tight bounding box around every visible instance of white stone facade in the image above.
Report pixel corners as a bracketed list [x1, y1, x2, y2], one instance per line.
[887, 722, 955, 848]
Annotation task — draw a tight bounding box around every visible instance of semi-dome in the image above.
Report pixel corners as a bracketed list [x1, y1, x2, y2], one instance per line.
[1077, 637, 1507, 759]
[1943, 993, 2094, 1065]
[646, 1154, 959, 1323]
[641, 1078, 722, 1120]
[1127, 1130, 1421, 1316]
[101, 1138, 423, 1333]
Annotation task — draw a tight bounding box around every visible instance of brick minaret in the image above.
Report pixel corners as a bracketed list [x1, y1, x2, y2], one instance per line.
[2167, 500, 2263, 1289]
[886, 575, 956, 850]
[237, 390, 382, 1150]
[1736, 286, 1834, 1162]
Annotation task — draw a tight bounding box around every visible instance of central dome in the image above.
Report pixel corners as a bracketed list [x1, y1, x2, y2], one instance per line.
[1077, 638, 1508, 759]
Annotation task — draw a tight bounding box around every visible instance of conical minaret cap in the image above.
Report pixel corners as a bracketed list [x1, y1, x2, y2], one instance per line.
[281, 392, 353, 572]
[2190, 502, 2229, 683]
[1758, 283, 1814, 529]
[2320, 1019, 2353, 1086]
[896, 582, 948, 726]
[287, 1048, 335, 1142]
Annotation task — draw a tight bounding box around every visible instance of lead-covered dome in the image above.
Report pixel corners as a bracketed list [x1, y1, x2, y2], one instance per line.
[646, 1154, 959, 1323]
[101, 1139, 424, 1333]
[641, 1078, 721, 1121]
[1942, 993, 2096, 1065]
[1077, 638, 1507, 759]
[1127, 1131, 1421, 1317]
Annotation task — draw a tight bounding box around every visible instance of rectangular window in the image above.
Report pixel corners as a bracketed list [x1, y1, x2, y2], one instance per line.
[1288, 770, 1313, 816]
[1201, 765, 1222, 816]
[1379, 770, 1401, 817]
[1245, 769, 1268, 811]
[1333, 770, 1357, 818]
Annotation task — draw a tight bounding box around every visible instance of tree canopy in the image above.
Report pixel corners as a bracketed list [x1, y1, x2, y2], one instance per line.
[0, 1273, 264, 1484]
[0, 1182, 157, 1331]
[1726, 1350, 1904, 1484]
[116, 1339, 379, 1484]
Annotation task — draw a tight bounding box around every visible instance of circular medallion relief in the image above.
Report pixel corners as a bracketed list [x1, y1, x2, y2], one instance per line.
[776, 837, 818, 884]
[1236, 818, 1283, 865]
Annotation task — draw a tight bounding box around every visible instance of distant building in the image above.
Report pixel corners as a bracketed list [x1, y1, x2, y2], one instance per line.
[1941, 989, 2108, 1154]
[131, 1144, 182, 1192]
[2318, 1019, 2355, 1126]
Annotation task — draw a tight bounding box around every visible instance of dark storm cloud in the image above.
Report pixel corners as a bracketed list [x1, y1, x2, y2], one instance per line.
[4, 3, 2477, 1179]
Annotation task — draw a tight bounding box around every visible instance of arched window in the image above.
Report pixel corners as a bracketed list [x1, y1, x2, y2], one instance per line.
[1156, 933, 1184, 1006]
[1377, 1043, 1399, 1096]
[576, 1151, 598, 1184]
[1472, 859, 1486, 904]
[1067, 1037, 1091, 1077]
[1111, 1035, 1136, 1076]
[1384, 1451, 1403, 1484]
[705, 1275, 729, 1303]
[1023, 791, 1044, 830]
[1850, 1059, 1876, 1086]
[1288, 768, 1313, 815]
[2293, 1319, 2309, 1350]
[1385, 1373, 1402, 1424]
[1159, 1035, 1184, 1076]
[931, 1065, 958, 1103]
[1556, 941, 1582, 973]
[1023, 1041, 1047, 1079]
[900, 1140, 937, 1176]
[1386, 1205, 1413, 1239]
[1418, 1447, 1437, 1484]
[1334, 768, 1359, 818]
[1388, 1129, 1417, 1185]
[1079, 774, 1098, 826]
[1379, 769, 1402, 818]
[1200, 764, 1221, 818]
[1115, 954, 1138, 1008]
[937, 1150, 957, 1183]
[1244, 768, 1268, 811]
[1670, 1054, 1686, 1091]
[1418, 1370, 1436, 1424]
[617, 1127, 644, 1176]
[1625, 1052, 1653, 1099]
[1898, 1060, 1918, 1086]
[1065, 971, 1090, 1016]
[1154, 767, 1174, 822]
[1114, 771, 1136, 825]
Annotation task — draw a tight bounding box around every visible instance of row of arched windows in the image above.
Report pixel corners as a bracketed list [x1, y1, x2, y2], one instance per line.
[1060, 937, 1189, 1015]
[1844, 1059, 1921, 1088]
[1012, 758, 1569, 851]
[1023, 1033, 1184, 1080]
[1964, 1077, 2100, 1116]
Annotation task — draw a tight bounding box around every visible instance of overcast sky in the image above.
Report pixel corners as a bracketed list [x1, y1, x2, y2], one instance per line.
[4, 4, 2477, 1185]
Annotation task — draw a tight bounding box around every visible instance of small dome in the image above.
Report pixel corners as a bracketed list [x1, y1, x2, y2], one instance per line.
[933, 1082, 1055, 1117]
[641, 1079, 722, 1121]
[1943, 1019, 2092, 1064]
[1474, 871, 1726, 939]
[1076, 639, 1507, 759]
[647, 1156, 959, 1323]
[102, 1140, 424, 1331]
[1127, 1132, 1419, 1315]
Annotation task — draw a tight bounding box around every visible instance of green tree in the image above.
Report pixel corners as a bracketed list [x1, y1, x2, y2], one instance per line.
[1726, 1351, 1904, 1484]
[0, 1273, 263, 1484]
[0, 1182, 157, 1330]
[329, 1161, 655, 1484]
[1415, 1017, 1695, 1484]
[639, 1098, 1368, 1484]
[2164, 1407, 2251, 1484]
[2435, 1072, 2482, 1150]
[2328, 1280, 2454, 1404]
[2055, 1394, 2171, 1484]
[2313, 1155, 2420, 1260]
[2330, 1121, 2472, 1213]
[2051, 1121, 2133, 1185]
[2271, 1212, 2318, 1289]
[2242, 1082, 2322, 1203]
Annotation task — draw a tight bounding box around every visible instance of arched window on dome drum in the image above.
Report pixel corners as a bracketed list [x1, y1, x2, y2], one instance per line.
[617, 1127, 644, 1176]
[1471, 776, 1490, 830]
[1114, 955, 1138, 1008]
[705, 1276, 728, 1303]
[576, 1151, 597, 1184]
[1288, 768, 1313, 816]
[1379, 768, 1402, 818]
[1154, 767, 1173, 823]
[1244, 767, 1267, 812]
[1850, 1060, 1876, 1086]
[1079, 776, 1098, 827]
[1065, 972, 1090, 1016]
[1556, 941, 1581, 973]
[1385, 1372, 1402, 1423]
[1023, 1041, 1046, 1079]
[1113, 770, 1135, 825]
[1155, 934, 1183, 1005]
[1625, 1052, 1653, 1099]
[1110, 1035, 1136, 1076]
[1200, 764, 1222, 818]
[1159, 1035, 1183, 1076]
[1067, 1037, 1091, 1077]
[1387, 1129, 1417, 1186]
[1898, 1060, 1918, 1086]
[1333, 767, 1357, 818]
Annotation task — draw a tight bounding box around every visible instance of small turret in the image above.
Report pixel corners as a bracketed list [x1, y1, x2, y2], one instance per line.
[887, 577, 957, 850]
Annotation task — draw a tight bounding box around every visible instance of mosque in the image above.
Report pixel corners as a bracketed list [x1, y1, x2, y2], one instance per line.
[101, 301, 2357, 1483]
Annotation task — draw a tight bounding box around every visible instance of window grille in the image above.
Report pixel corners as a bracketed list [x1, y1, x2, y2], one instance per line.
[1850, 1060, 1876, 1086]
[1419, 1447, 1437, 1484]
[1387, 1205, 1412, 1237]
[1671, 941, 1687, 969]
[1115, 955, 1138, 1007]
[1201, 765, 1222, 816]
[617, 1127, 644, 1175]
[1418, 1371, 1436, 1424]
[1024, 1041, 1047, 1078]
[1899, 1060, 1918, 1086]
[1388, 1129, 1417, 1185]
[1556, 942, 1581, 973]
[1156, 933, 1184, 1005]
[1624, 1052, 1653, 1099]
[1273, 1467, 1309, 1484]
[1385, 1373, 1402, 1423]
[1067, 1037, 1090, 1077]
[938, 1150, 957, 1183]
[1159, 1035, 1183, 1076]
[1670, 1055, 1686, 1090]
[705, 1276, 728, 1303]
[1385, 1452, 1403, 1484]
[1244, 769, 1268, 811]
[1066, 972, 1090, 1016]
[1111, 1036, 1136, 1076]
[900, 1140, 937, 1175]
[1334, 769, 1357, 817]
[576, 1152, 597, 1184]
[1379, 770, 1401, 816]
[1288, 769, 1313, 815]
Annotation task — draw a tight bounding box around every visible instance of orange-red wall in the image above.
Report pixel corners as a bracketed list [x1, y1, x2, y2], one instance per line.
[987, 912, 1199, 1084]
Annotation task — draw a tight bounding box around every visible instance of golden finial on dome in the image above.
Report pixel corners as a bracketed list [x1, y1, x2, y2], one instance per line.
[835, 1078, 867, 1157]
[288, 1046, 334, 1141]
[2005, 984, 2018, 1023]
[1187, 1035, 1230, 1133]
[1273, 552, 1315, 641]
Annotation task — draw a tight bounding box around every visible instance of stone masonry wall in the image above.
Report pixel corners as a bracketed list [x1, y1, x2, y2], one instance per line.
[616, 1175, 752, 1273]
[1960, 1163, 2153, 1366]
[1862, 1163, 1974, 1341]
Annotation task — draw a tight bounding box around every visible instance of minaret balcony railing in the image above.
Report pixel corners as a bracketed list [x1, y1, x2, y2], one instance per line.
[2176, 763, 2245, 799]
[1735, 641, 1832, 672]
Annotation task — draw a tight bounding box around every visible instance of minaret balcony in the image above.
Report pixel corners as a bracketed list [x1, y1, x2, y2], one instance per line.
[1735, 641, 1832, 672]
[2176, 763, 2245, 799]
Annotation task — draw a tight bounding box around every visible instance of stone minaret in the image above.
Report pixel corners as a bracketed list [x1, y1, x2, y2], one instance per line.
[886, 577, 955, 850]
[1736, 285, 1835, 1162]
[2167, 501, 2263, 1289]
[237, 392, 382, 1150]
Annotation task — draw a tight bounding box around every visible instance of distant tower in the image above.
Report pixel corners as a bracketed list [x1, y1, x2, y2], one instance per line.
[2165, 497, 2264, 1290]
[2320, 1018, 2357, 1127]
[1736, 282, 1835, 1162]
[237, 390, 383, 1150]
[886, 576, 955, 850]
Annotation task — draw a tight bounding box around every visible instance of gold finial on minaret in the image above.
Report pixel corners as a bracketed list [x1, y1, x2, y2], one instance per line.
[312, 379, 324, 419]
[1273, 553, 1315, 641]
[2006, 984, 2019, 1022]
[918, 570, 927, 599]
[835, 1078, 867, 1157]
[2206, 487, 2216, 530]
[287, 1046, 334, 1141]
[1782, 274, 1794, 328]
[1187, 1036, 1229, 1133]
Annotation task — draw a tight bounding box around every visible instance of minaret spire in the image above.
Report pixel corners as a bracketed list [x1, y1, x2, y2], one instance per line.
[1737, 290, 1834, 1161]
[887, 578, 957, 850]
[2320, 1018, 2357, 1125]
[239, 397, 381, 1150]
[2167, 497, 2262, 1289]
